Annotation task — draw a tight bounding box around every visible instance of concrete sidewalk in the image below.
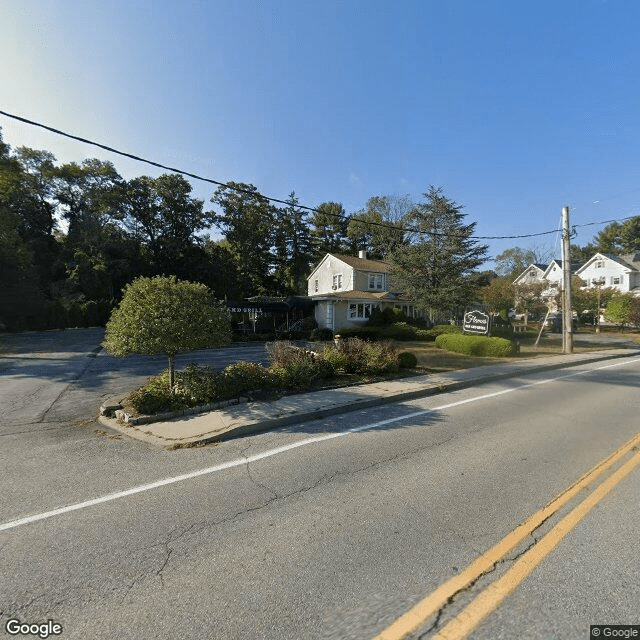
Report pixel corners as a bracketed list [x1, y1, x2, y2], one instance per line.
[98, 348, 639, 448]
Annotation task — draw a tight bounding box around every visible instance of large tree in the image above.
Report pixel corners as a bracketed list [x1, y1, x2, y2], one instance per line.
[481, 277, 514, 318]
[0, 132, 49, 328]
[495, 245, 553, 280]
[309, 201, 349, 260]
[212, 182, 276, 297]
[53, 158, 125, 245]
[390, 186, 488, 322]
[346, 194, 409, 259]
[594, 217, 640, 255]
[123, 173, 213, 275]
[272, 191, 313, 294]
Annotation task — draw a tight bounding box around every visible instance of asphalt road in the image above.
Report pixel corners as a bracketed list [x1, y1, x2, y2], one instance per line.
[1, 331, 639, 640]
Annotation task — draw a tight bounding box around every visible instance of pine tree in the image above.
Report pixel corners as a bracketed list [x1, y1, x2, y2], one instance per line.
[390, 186, 488, 322]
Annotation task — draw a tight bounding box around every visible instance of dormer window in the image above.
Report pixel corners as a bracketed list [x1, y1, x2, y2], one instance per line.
[368, 273, 384, 290]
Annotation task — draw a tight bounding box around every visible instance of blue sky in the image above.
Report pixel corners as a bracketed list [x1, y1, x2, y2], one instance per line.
[2, 0, 640, 267]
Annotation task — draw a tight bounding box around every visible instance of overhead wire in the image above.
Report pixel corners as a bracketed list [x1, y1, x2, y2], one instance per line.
[1, 109, 639, 242]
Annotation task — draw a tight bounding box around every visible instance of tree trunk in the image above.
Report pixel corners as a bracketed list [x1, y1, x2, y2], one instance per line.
[168, 354, 175, 394]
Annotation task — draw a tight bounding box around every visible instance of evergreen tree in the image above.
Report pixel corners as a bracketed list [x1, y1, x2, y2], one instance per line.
[390, 186, 488, 322]
[273, 191, 313, 294]
[594, 217, 640, 255]
[309, 201, 349, 260]
[211, 182, 276, 297]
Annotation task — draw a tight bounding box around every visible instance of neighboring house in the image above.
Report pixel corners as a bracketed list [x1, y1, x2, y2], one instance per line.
[512, 263, 548, 286]
[575, 252, 640, 294]
[307, 251, 421, 331]
[512, 260, 578, 311]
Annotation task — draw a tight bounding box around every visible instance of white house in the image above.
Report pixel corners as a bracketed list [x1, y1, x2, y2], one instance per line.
[512, 263, 548, 286]
[575, 252, 640, 294]
[307, 251, 420, 331]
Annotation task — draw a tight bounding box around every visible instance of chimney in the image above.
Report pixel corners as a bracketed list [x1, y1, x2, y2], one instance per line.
[358, 250, 367, 259]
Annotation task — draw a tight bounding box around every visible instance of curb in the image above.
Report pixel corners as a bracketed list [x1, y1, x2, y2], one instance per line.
[98, 348, 639, 449]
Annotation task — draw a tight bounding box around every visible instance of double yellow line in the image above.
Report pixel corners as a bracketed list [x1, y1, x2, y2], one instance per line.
[374, 432, 640, 640]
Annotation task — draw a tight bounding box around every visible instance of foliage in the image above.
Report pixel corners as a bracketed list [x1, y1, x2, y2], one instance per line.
[309, 201, 349, 260]
[104, 276, 231, 390]
[604, 292, 635, 329]
[129, 371, 191, 414]
[272, 192, 313, 294]
[481, 278, 515, 315]
[397, 351, 418, 368]
[494, 247, 538, 279]
[221, 361, 275, 394]
[211, 182, 276, 296]
[628, 298, 640, 328]
[346, 195, 409, 259]
[309, 327, 334, 341]
[389, 186, 488, 322]
[435, 333, 517, 357]
[593, 217, 640, 254]
[513, 281, 547, 324]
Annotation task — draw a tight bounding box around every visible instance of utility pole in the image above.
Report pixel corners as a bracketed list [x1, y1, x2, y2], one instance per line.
[562, 206, 573, 354]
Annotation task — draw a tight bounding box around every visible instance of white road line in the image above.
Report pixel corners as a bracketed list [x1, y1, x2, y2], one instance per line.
[2, 356, 639, 533]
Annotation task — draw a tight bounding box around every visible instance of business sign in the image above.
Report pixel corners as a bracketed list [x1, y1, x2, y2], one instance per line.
[463, 310, 491, 336]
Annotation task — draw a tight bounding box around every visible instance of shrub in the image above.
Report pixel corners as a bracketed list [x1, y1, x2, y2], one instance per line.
[221, 361, 274, 395]
[435, 334, 517, 357]
[309, 327, 334, 341]
[385, 322, 417, 340]
[174, 363, 222, 404]
[318, 345, 350, 372]
[490, 325, 515, 340]
[336, 337, 370, 372]
[338, 326, 384, 341]
[398, 351, 418, 368]
[272, 358, 334, 390]
[363, 341, 400, 374]
[266, 341, 307, 367]
[129, 371, 189, 414]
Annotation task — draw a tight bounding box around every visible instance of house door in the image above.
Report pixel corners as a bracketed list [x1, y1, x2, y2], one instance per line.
[326, 302, 334, 330]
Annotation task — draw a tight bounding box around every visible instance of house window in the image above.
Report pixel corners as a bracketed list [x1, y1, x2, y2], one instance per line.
[348, 302, 378, 319]
[595, 260, 605, 268]
[611, 276, 621, 285]
[314, 279, 319, 293]
[332, 274, 343, 290]
[368, 273, 384, 290]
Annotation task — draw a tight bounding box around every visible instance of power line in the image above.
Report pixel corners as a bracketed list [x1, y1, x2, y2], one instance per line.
[1, 109, 639, 242]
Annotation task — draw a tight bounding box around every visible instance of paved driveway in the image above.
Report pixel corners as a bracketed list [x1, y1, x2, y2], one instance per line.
[0, 329, 270, 428]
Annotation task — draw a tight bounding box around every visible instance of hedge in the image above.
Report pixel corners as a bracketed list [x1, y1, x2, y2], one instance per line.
[337, 322, 462, 342]
[435, 333, 517, 357]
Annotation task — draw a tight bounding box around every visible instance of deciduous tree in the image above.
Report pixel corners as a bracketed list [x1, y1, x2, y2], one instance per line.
[103, 276, 232, 391]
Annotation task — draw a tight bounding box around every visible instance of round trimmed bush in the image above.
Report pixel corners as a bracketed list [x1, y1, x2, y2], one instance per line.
[398, 351, 418, 368]
[435, 333, 517, 357]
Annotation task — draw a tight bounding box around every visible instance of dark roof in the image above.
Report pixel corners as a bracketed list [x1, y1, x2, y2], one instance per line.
[614, 252, 640, 270]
